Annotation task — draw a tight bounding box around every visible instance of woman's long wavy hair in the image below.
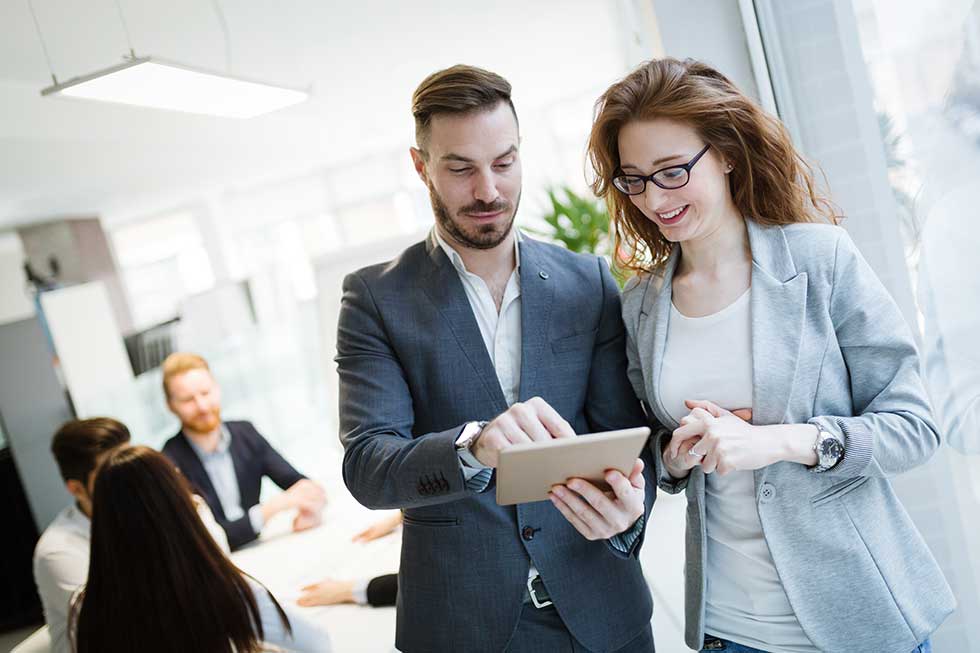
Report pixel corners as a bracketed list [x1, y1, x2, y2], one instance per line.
[70, 446, 290, 653]
[588, 57, 839, 273]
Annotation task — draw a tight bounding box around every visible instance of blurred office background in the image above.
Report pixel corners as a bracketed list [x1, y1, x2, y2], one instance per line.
[1, 0, 979, 650]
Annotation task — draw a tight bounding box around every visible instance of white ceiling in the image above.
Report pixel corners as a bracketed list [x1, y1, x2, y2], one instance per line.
[0, 0, 631, 230]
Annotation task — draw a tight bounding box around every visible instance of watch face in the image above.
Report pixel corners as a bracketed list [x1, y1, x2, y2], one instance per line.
[820, 437, 844, 458]
[456, 422, 481, 448]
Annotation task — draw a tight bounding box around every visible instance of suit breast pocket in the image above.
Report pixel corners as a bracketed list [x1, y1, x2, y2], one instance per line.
[551, 329, 597, 354]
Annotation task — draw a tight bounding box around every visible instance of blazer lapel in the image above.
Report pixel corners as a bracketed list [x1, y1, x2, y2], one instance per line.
[747, 221, 808, 483]
[638, 246, 706, 495]
[641, 246, 681, 430]
[420, 234, 508, 413]
[517, 239, 554, 401]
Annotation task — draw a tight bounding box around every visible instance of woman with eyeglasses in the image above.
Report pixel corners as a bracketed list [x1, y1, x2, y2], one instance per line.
[587, 57, 953, 653]
[68, 445, 332, 653]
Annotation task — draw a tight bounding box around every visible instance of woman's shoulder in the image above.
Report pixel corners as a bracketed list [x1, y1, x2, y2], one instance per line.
[780, 221, 847, 251]
[776, 222, 857, 274]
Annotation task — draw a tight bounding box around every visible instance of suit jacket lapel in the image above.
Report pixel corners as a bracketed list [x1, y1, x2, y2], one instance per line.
[421, 234, 508, 413]
[517, 239, 554, 401]
[747, 221, 808, 484]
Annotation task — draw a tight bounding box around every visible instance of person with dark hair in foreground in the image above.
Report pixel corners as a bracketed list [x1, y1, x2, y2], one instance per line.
[69, 445, 331, 653]
[32, 418, 131, 653]
[33, 418, 230, 653]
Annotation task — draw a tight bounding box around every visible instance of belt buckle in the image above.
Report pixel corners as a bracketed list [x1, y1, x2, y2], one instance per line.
[702, 637, 725, 651]
[527, 575, 553, 609]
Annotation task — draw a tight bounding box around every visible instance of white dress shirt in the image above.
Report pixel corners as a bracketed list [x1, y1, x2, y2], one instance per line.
[33, 505, 89, 653]
[434, 229, 523, 408]
[186, 424, 266, 534]
[434, 229, 638, 579]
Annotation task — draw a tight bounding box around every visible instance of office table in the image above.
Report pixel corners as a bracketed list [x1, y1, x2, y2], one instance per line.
[232, 488, 402, 653]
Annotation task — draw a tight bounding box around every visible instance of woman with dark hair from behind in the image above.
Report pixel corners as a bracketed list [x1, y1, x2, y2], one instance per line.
[69, 445, 331, 653]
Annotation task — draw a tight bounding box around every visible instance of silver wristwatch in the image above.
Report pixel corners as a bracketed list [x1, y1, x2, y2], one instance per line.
[455, 421, 489, 468]
[811, 428, 844, 473]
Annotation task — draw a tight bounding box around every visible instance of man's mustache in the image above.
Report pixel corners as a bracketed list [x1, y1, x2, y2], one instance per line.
[461, 199, 510, 214]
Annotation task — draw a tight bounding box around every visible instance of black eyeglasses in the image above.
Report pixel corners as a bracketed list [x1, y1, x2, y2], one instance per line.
[612, 144, 711, 195]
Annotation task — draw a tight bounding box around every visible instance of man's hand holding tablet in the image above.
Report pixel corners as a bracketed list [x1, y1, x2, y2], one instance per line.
[465, 393, 650, 540]
[470, 396, 577, 468]
[549, 457, 646, 541]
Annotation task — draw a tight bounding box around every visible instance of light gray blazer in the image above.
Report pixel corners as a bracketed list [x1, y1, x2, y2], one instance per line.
[622, 220, 955, 653]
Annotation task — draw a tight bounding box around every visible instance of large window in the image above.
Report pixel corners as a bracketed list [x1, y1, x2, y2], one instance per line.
[851, 0, 980, 459]
[754, 1, 980, 646]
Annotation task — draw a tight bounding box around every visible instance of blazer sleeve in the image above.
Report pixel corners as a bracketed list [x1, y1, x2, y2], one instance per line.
[336, 271, 479, 510]
[217, 512, 259, 551]
[808, 230, 942, 478]
[587, 258, 658, 559]
[249, 424, 306, 490]
[366, 573, 398, 607]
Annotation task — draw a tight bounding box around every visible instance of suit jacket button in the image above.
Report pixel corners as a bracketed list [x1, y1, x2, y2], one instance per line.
[522, 526, 536, 541]
[760, 483, 776, 503]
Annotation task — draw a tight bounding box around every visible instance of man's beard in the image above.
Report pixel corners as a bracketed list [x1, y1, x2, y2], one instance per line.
[429, 183, 520, 250]
[186, 407, 221, 434]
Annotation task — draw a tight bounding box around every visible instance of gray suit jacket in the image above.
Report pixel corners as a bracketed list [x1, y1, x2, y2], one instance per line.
[337, 233, 656, 653]
[622, 220, 955, 653]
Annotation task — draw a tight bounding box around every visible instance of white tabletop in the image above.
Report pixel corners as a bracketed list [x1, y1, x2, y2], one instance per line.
[231, 481, 401, 653]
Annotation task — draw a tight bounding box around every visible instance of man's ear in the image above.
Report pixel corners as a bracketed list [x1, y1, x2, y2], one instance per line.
[65, 479, 85, 500]
[410, 147, 429, 185]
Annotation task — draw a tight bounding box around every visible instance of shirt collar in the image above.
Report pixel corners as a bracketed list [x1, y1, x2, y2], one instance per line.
[186, 423, 231, 458]
[433, 227, 522, 276]
[64, 503, 91, 536]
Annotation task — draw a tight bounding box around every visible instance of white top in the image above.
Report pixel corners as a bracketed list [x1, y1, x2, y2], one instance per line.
[661, 289, 818, 653]
[33, 499, 230, 653]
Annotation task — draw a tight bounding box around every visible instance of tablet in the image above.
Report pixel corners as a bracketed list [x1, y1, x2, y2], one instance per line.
[495, 427, 651, 506]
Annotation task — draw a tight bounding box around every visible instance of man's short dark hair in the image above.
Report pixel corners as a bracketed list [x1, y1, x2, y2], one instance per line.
[51, 418, 131, 483]
[412, 64, 518, 154]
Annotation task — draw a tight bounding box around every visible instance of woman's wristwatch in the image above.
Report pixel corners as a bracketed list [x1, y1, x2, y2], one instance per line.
[812, 429, 845, 473]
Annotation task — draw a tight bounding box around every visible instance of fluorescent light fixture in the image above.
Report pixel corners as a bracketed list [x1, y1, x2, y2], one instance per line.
[41, 56, 309, 118]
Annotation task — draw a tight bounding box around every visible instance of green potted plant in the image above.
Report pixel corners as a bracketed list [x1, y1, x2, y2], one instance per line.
[527, 185, 627, 285]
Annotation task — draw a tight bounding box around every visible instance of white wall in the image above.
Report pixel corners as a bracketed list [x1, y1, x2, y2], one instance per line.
[40, 282, 134, 416]
[0, 232, 34, 325]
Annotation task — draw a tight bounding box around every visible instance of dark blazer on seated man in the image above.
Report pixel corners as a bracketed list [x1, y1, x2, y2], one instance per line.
[162, 420, 306, 549]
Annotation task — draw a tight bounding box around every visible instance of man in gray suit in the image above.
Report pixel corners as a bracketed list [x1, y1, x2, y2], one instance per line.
[336, 65, 657, 653]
